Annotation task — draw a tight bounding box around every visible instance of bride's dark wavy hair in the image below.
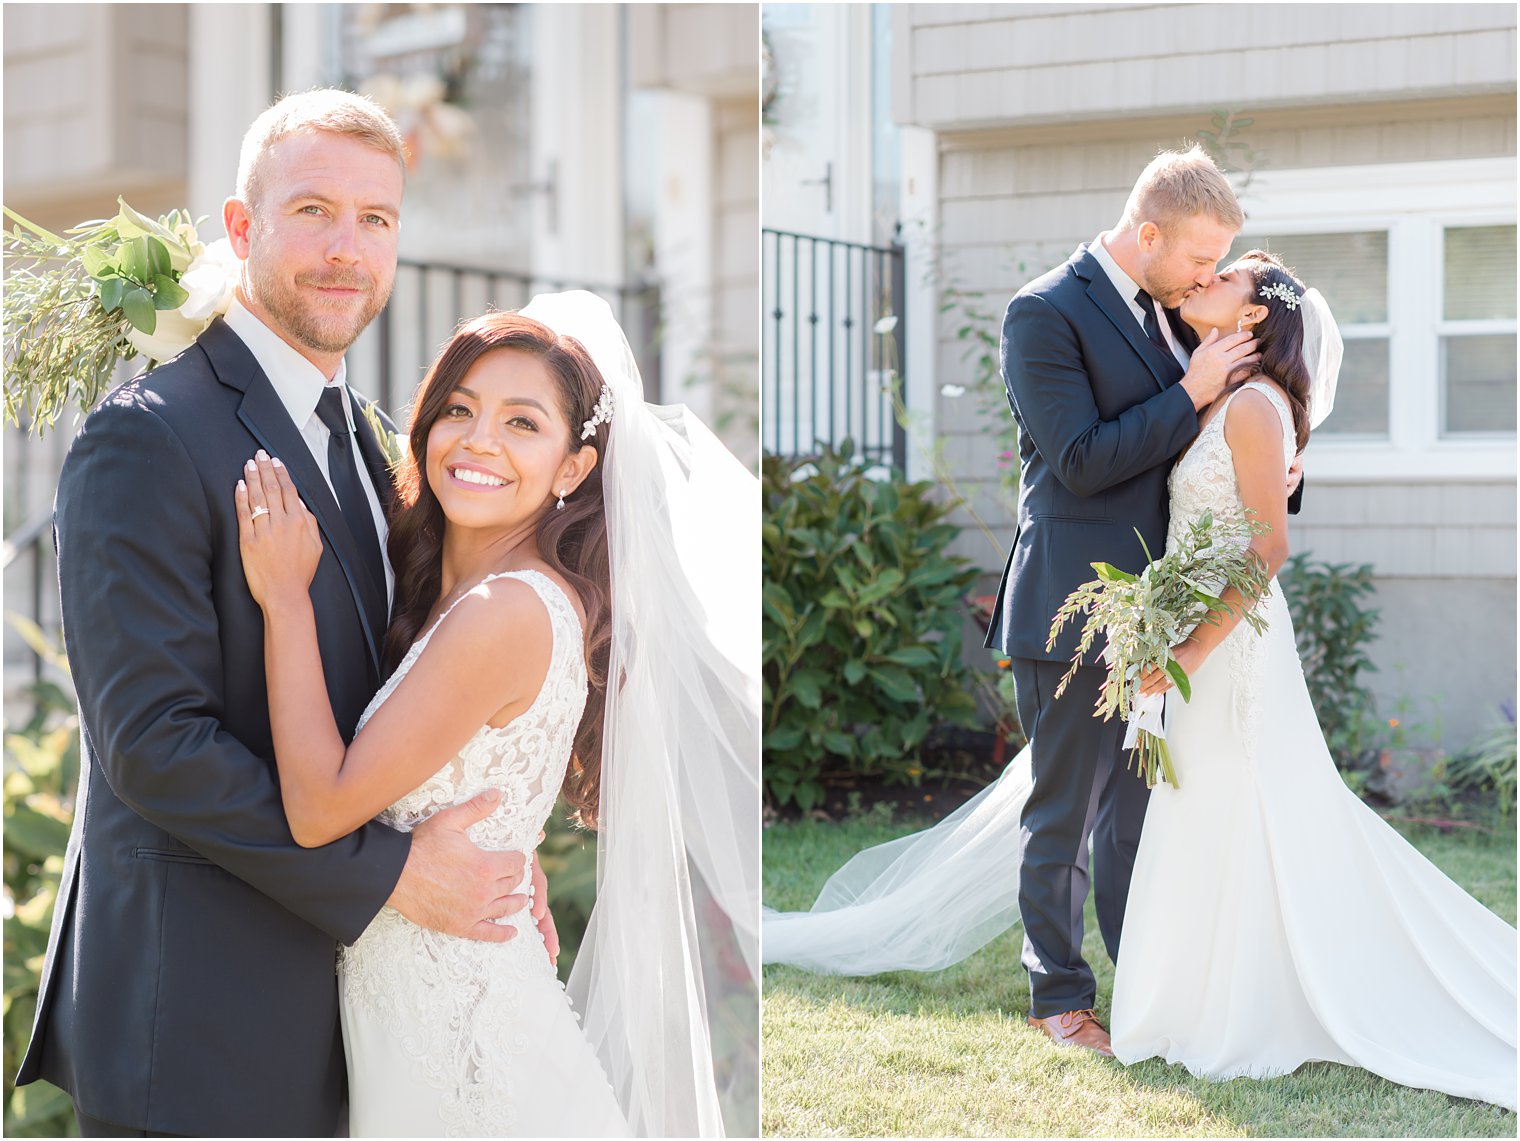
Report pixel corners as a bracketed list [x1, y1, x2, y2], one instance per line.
[1226, 249, 1313, 452]
[384, 311, 612, 827]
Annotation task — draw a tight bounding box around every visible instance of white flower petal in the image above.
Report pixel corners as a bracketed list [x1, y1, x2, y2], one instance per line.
[177, 239, 241, 320]
[126, 310, 211, 364]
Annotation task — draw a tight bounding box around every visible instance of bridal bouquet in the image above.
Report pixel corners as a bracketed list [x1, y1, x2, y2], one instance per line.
[1046, 511, 1273, 788]
[4, 199, 239, 431]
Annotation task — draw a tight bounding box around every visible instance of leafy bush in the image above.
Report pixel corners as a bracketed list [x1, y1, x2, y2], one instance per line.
[4, 657, 78, 1137]
[763, 443, 981, 812]
[1277, 554, 1381, 777]
[1446, 704, 1518, 817]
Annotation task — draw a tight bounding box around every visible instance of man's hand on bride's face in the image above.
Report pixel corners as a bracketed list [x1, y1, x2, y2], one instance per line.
[389, 790, 531, 943]
[1180, 328, 1258, 411]
[236, 452, 323, 610]
[1138, 638, 1209, 698]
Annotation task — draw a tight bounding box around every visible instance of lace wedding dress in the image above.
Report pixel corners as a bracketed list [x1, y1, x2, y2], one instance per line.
[338, 569, 629, 1137]
[1110, 382, 1517, 1109]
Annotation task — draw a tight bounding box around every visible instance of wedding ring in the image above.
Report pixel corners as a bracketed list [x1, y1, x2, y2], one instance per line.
[250, 505, 271, 521]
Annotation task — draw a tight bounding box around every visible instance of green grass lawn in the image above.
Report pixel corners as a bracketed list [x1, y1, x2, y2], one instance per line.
[762, 806, 1517, 1138]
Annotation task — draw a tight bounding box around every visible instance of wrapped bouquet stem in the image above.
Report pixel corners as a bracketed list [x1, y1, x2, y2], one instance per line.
[1046, 510, 1273, 788]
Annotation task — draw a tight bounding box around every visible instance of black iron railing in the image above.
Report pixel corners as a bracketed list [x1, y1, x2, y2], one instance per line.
[371, 261, 661, 415]
[762, 229, 905, 471]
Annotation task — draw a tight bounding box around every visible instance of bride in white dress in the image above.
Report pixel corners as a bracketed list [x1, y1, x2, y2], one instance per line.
[238, 292, 759, 1136]
[762, 254, 1516, 1111]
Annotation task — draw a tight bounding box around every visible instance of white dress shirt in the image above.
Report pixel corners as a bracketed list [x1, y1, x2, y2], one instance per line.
[223, 297, 395, 608]
[1091, 232, 1192, 372]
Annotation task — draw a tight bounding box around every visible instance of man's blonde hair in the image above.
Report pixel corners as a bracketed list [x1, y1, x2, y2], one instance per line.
[1117, 145, 1243, 235]
[236, 88, 407, 211]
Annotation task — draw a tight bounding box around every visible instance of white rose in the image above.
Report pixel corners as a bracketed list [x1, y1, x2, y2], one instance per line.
[169, 221, 206, 272]
[177, 239, 240, 321]
[126, 309, 211, 365]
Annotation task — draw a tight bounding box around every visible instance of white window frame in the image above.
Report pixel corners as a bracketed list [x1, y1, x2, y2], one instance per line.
[1236, 157, 1516, 482]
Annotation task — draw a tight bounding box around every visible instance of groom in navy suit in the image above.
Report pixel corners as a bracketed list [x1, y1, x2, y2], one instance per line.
[985, 147, 1296, 1055]
[17, 90, 554, 1136]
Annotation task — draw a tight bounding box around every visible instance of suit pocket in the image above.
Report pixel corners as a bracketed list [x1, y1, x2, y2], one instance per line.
[134, 845, 214, 866]
[1032, 512, 1115, 525]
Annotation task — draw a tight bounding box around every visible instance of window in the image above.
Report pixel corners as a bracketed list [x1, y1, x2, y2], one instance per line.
[1228, 158, 1515, 481]
[1226, 231, 1389, 436]
[1440, 224, 1516, 436]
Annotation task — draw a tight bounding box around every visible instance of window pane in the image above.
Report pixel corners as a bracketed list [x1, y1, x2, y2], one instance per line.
[1227, 232, 1387, 324]
[1444, 226, 1517, 321]
[1315, 338, 1388, 436]
[1443, 334, 1518, 434]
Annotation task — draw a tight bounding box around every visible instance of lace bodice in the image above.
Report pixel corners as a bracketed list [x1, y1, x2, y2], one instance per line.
[1165, 380, 1297, 756]
[338, 569, 593, 1136]
[1166, 381, 1296, 554]
[355, 568, 586, 858]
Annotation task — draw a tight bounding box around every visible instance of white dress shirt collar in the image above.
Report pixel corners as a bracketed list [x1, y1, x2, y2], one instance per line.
[1090, 231, 1147, 324]
[223, 295, 351, 427]
[1091, 231, 1191, 369]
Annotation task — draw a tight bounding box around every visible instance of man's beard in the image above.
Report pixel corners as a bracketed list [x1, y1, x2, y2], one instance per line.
[245, 259, 392, 355]
[1140, 269, 1196, 311]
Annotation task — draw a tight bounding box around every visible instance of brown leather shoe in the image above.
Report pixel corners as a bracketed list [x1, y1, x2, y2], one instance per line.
[1027, 1008, 1114, 1056]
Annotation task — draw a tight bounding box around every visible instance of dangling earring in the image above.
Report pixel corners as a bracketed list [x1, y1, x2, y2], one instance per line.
[556, 489, 566, 511]
[1236, 316, 1246, 333]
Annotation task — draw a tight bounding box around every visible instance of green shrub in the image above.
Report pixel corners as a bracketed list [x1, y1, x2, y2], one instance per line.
[1277, 554, 1381, 777]
[4, 663, 78, 1137]
[1446, 705, 1518, 817]
[763, 443, 981, 812]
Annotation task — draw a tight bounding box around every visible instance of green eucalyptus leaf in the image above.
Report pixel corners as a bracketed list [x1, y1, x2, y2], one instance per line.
[98, 275, 126, 313]
[121, 286, 157, 334]
[80, 245, 116, 278]
[119, 236, 149, 282]
[143, 235, 171, 278]
[152, 273, 189, 310]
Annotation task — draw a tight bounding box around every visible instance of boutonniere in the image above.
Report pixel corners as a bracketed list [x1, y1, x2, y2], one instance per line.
[358, 400, 408, 477]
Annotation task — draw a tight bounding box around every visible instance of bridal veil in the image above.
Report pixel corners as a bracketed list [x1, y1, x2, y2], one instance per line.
[521, 292, 761, 1137]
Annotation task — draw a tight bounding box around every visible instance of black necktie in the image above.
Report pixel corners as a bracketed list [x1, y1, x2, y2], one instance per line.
[1135, 288, 1171, 355]
[315, 387, 387, 605]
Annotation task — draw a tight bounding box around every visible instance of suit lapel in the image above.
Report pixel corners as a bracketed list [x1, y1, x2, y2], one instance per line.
[200, 320, 387, 673]
[1075, 248, 1185, 391]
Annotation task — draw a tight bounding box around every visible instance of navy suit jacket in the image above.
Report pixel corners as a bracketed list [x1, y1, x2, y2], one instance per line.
[17, 319, 412, 1136]
[984, 244, 1203, 662]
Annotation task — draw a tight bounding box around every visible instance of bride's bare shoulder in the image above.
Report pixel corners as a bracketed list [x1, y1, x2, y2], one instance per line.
[1222, 382, 1290, 455]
